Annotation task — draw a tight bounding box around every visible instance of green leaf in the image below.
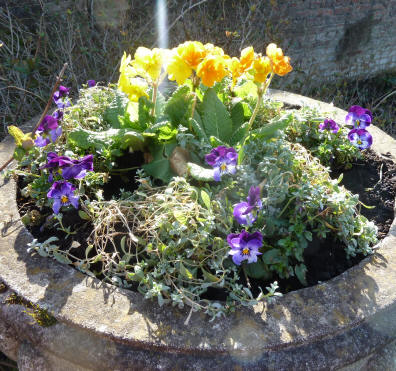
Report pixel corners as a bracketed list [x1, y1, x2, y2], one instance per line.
[173, 210, 187, 224]
[154, 91, 166, 120]
[295, 264, 308, 286]
[53, 251, 72, 265]
[138, 96, 154, 131]
[78, 210, 91, 220]
[179, 262, 194, 279]
[244, 260, 272, 280]
[190, 111, 209, 142]
[201, 88, 233, 143]
[68, 128, 145, 153]
[164, 85, 193, 127]
[158, 124, 178, 141]
[231, 102, 247, 131]
[142, 141, 177, 183]
[234, 80, 258, 99]
[230, 122, 249, 146]
[201, 267, 219, 283]
[200, 190, 211, 210]
[252, 113, 293, 140]
[187, 162, 214, 182]
[103, 91, 129, 128]
[262, 249, 283, 264]
[126, 101, 139, 123]
[209, 136, 228, 147]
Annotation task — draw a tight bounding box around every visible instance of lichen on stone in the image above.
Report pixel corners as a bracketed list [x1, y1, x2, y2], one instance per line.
[5, 293, 57, 327]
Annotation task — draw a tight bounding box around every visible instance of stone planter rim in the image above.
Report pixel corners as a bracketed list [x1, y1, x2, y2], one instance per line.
[1, 90, 396, 368]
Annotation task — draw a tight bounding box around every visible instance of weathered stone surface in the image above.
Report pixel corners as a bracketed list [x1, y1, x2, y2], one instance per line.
[0, 92, 395, 370]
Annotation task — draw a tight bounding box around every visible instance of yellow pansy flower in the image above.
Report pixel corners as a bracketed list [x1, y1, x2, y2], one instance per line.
[196, 55, 228, 87]
[252, 55, 272, 83]
[266, 43, 292, 76]
[132, 47, 163, 82]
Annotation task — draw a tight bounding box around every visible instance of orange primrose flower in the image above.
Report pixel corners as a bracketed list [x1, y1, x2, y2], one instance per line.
[196, 55, 229, 87]
[266, 43, 292, 76]
[177, 41, 206, 70]
[239, 46, 254, 72]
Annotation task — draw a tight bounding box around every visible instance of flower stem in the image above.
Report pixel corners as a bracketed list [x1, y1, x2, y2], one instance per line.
[150, 80, 159, 117]
[238, 72, 274, 165]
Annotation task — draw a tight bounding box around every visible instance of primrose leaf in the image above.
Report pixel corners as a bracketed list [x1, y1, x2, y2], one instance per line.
[164, 85, 193, 127]
[252, 113, 293, 140]
[187, 162, 214, 182]
[201, 88, 233, 143]
[142, 141, 177, 183]
[234, 80, 258, 99]
[103, 91, 129, 128]
[68, 128, 145, 153]
[231, 102, 247, 131]
[190, 111, 209, 142]
[135, 96, 154, 132]
[230, 122, 249, 146]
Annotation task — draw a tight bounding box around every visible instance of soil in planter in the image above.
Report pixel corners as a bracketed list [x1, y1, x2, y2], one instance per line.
[16, 150, 396, 298]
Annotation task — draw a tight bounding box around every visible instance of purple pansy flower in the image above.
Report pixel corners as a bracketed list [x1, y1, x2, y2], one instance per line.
[53, 85, 71, 109]
[87, 80, 96, 87]
[319, 119, 339, 134]
[47, 181, 79, 214]
[43, 152, 94, 181]
[227, 230, 263, 265]
[345, 105, 372, 130]
[34, 115, 62, 147]
[233, 186, 263, 225]
[52, 110, 64, 121]
[348, 129, 373, 150]
[205, 146, 238, 181]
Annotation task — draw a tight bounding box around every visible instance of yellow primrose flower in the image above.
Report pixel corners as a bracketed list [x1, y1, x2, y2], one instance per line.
[177, 41, 205, 70]
[120, 52, 134, 75]
[229, 57, 243, 87]
[118, 73, 148, 102]
[166, 52, 192, 85]
[132, 47, 163, 82]
[266, 43, 292, 76]
[196, 55, 228, 87]
[252, 55, 272, 83]
[239, 46, 254, 72]
[204, 43, 227, 58]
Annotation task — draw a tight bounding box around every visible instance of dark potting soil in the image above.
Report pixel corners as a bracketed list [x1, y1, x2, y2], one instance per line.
[16, 149, 396, 298]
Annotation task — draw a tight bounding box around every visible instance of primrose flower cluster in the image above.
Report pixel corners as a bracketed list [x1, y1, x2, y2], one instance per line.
[319, 105, 373, 150]
[118, 41, 292, 101]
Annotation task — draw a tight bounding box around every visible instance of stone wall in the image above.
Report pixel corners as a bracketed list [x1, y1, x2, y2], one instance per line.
[274, 0, 396, 81]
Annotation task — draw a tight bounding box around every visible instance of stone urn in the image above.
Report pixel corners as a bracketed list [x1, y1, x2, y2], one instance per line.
[1, 90, 396, 371]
